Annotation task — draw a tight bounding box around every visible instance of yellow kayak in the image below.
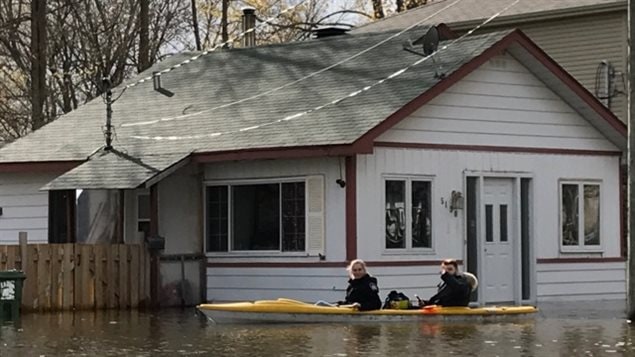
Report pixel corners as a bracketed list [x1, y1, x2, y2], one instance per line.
[197, 298, 538, 324]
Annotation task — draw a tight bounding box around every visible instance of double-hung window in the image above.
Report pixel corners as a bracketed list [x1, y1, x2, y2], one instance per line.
[205, 177, 324, 255]
[384, 176, 432, 250]
[560, 181, 601, 250]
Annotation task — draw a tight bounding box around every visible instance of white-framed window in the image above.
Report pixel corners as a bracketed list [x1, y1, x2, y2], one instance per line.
[383, 176, 433, 250]
[205, 176, 324, 255]
[560, 181, 601, 251]
[136, 192, 151, 239]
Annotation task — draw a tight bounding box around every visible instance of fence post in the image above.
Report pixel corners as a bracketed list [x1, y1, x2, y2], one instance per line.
[18, 232, 27, 274]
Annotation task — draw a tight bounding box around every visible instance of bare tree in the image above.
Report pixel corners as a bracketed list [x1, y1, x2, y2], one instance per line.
[0, 0, 369, 141]
[191, 0, 202, 50]
[405, 0, 427, 10]
[31, 0, 47, 130]
[139, 0, 150, 72]
[372, 0, 385, 19]
[221, 0, 228, 44]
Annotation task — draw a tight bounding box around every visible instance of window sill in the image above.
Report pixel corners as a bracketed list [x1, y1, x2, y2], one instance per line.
[381, 249, 435, 256]
[559, 247, 604, 255]
[206, 252, 319, 259]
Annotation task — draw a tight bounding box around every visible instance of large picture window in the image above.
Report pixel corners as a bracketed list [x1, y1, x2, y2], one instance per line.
[206, 181, 307, 253]
[561, 182, 600, 250]
[385, 177, 432, 250]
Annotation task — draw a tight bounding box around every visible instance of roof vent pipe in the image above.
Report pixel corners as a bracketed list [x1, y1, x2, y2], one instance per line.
[152, 71, 161, 90]
[241, 6, 256, 47]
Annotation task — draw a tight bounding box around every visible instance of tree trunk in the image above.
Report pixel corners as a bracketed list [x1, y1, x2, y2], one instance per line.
[30, 0, 47, 131]
[371, 0, 385, 19]
[191, 0, 202, 50]
[406, 0, 428, 10]
[138, 0, 150, 72]
[221, 0, 228, 45]
[396, 0, 405, 12]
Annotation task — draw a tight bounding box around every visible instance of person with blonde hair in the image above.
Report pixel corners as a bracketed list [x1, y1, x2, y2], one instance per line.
[337, 259, 382, 311]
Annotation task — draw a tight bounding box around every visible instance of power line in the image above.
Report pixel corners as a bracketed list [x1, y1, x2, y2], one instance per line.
[121, 0, 466, 128]
[130, 0, 521, 142]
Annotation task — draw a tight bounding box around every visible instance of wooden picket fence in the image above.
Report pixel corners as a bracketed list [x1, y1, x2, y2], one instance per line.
[0, 241, 151, 311]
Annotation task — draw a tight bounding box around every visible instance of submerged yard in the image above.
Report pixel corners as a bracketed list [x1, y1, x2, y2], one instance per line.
[0, 301, 632, 356]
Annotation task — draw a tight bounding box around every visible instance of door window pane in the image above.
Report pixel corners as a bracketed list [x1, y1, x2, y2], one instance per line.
[282, 182, 306, 252]
[412, 181, 431, 248]
[500, 204, 508, 242]
[138, 194, 150, 220]
[561, 184, 579, 246]
[584, 185, 600, 245]
[385, 180, 406, 249]
[485, 204, 493, 242]
[206, 186, 228, 252]
[232, 184, 280, 251]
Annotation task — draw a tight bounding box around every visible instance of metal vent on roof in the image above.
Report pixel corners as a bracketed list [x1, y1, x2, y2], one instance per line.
[312, 26, 351, 39]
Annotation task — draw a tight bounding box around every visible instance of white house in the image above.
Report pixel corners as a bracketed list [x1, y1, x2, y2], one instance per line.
[0, 26, 625, 306]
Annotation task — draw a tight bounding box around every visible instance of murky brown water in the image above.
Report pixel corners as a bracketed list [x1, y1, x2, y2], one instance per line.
[0, 302, 633, 356]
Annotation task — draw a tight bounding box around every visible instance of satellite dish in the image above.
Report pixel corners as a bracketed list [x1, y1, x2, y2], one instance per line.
[422, 26, 439, 56]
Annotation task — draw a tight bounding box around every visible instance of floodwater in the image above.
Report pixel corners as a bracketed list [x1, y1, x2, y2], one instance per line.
[0, 302, 633, 356]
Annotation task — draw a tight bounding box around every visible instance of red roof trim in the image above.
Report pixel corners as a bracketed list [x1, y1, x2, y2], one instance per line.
[345, 156, 357, 261]
[354, 30, 626, 148]
[0, 160, 83, 173]
[206, 259, 462, 268]
[537, 257, 626, 264]
[375, 142, 622, 156]
[192, 144, 371, 163]
[620, 164, 626, 258]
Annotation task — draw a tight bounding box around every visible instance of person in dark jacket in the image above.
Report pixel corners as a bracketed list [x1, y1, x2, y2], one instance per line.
[338, 259, 382, 311]
[424, 259, 471, 307]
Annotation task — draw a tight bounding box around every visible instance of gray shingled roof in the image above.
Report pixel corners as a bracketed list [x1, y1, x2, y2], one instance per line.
[42, 151, 188, 190]
[352, 0, 625, 34]
[0, 22, 624, 189]
[0, 28, 508, 168]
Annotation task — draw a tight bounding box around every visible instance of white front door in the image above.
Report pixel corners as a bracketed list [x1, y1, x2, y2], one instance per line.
[482, 178, 515, 303]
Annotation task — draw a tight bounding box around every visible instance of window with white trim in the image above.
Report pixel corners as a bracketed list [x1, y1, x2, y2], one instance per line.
[205, 176, 324, 254]
[560, 182, 600, 249]
[384, 177, 432, 250]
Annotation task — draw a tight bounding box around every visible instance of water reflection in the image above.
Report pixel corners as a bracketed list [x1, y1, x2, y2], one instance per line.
[0, 303, 634, 356]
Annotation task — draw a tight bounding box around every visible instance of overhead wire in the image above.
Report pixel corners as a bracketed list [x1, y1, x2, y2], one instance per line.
[121, 0, 466, 128]
[130, 0, 521, 142]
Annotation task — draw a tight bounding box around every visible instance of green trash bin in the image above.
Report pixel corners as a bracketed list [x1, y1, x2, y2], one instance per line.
[0, 270, 26, 321]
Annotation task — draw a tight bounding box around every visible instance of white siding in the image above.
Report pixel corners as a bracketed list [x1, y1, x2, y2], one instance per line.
[203, 157, 346, 262]
[461, 11, 628, 123]
[357, 148, 621, 301]
[207, 265, 447, 302]
[536, 262, 626, 301]
[376, 54, 619, 152]
[203, 157, 347, 302]
[357, 148, 621, 261]
[0, 173, 56, 244]
[517, 12, 627, 123]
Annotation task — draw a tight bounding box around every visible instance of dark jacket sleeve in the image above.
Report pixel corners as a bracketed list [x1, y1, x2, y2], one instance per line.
[427, 273, 470, 306]
[344, 275, 382, 311]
